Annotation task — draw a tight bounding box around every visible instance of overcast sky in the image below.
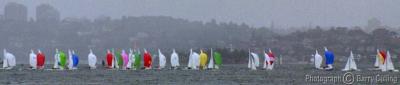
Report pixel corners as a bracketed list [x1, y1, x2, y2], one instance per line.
[0, 0, 399, 28]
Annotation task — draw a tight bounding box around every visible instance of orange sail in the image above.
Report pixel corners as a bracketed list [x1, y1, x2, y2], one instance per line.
[378, 50, 386, 64]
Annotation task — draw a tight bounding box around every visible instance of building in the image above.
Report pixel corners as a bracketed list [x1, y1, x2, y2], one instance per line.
[36, 4, 60, 22]
[4, 2, 28, 22]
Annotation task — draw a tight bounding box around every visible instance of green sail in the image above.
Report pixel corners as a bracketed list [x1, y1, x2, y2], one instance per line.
[214, 52, 222, 66]
[116, 50, 123, 67]
[59, 51, 67, 68]
[134, 52, 141, 69]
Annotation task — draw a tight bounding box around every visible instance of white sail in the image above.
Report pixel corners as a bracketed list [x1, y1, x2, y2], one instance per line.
[29, 50, 37, 69]
[251, 53, 260, 67]
[314, 50, 323, 69]
[158, 49, 166, 69]
[250, 53, 257, 70]
[385, 51, 398, 72]
[350, 52, 358, 70]
[342, 51, 359, 71]
[113, 49, 119, 69]
[8, 51, 16, 69]
[88, 49, 97, 69]
[263, 50, 270, 69]
[380, 50, 388, 71]
[53, 49, 60, 69]
[342, 57, 351, 71]
[2, 49, 16, 69]
[68, 50, 73, 69]
[127, 49, 133, 69]
[247, 50, 258, 70]
[191, 52, 200, 70]
[171, 49, 179, 67]
[188, 49, 193, 68]
[374, 49, 380, 68]
[208, 48, 214, 69]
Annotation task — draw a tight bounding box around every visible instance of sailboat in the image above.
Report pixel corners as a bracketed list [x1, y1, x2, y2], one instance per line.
[207, 48, 222, 70]
[67, 49, 73, 69]
[373, 49, 380, 69]
[127, 49, 134, 69]
[214, 51, 222, 69]
[248, 49, 257, 70]
[29, 50, 37, 69]
[323, 47, 334, 71]
[133, 49, 141, 70]
[377, 50, 386, 71]
[187, 48, 199, 70]
[251, 53, 260, 68]
[187, 48, 194, 69]
[313, 50, 323, 69]
[53, 49, 60, 69]
[381, 50, 398, 72]
[263, 49, 269, 69]
[2, 49, 16, 69]
[59, 50, 67, 70]
[143, 49, 153, 69]
[106, 49, 114, 69]
[266, 49, 275, 70]
[190, 50, 200, 70]
[158, 49, 166, 69]
[36, 50, 46, 69]
[113, 49, 120, 69]
[88, 49, 97, 69]
[72, 50, 79, 69]
[342, 51, 359, 71]
[207, 48, 215, 69]
[199, 50, 208, 70]
[170, 49, 179, 69]
[121, 50, 129, 69]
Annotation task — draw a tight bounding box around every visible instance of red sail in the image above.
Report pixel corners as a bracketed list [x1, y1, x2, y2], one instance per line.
[106, 52, 113, 68]
[37, 53, 45, 67]
[143, 52, 152, 68]
[379, 50, 387, 63]
[267, 52, 275, 61]
[267, 51, 275, 64]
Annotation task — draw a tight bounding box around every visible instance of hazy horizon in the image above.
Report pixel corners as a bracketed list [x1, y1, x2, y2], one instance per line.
[0, 0, 399, 28]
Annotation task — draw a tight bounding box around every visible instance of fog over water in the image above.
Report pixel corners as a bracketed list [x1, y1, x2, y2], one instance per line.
[0, 0, 399, 27]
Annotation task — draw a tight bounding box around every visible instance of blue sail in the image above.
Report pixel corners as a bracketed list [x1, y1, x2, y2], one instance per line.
[72, 54, 79, 67]
[325, 51, 334, 65]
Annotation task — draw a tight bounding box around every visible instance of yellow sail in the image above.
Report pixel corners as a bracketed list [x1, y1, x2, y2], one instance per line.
[200, 50, 208, 70]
